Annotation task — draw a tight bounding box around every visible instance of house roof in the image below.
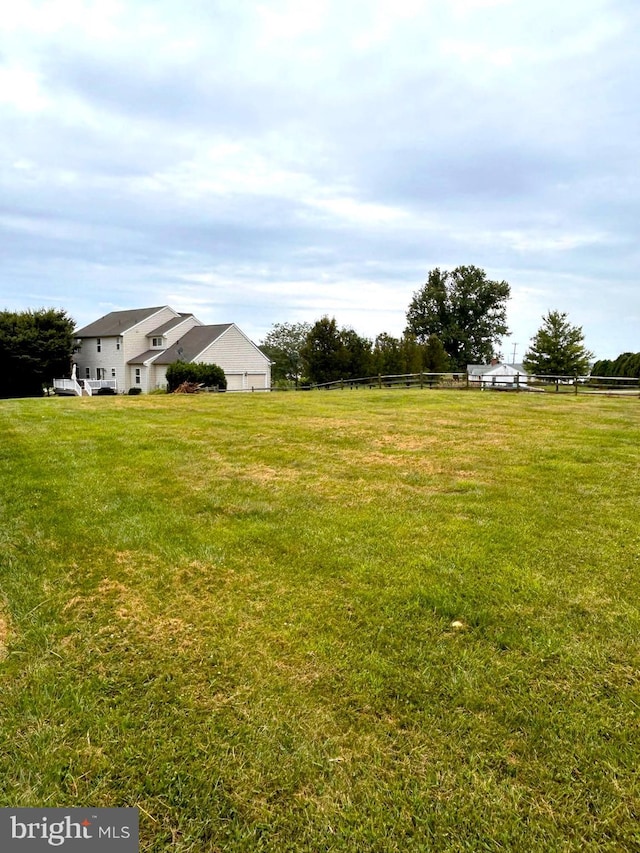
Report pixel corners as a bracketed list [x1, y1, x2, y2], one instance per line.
[75, 307, 170, 338]
[128, 349, 161, 365]
[147, 314, 196, 337]
[468, 362, 526, 376]
[149, 324, 234, 364]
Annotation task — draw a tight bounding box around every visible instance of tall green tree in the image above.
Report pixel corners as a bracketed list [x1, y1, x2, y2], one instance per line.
[399, 333, 425, 374]
[406, 265, 510, 370]
[301, 318, 373, 384]
[300, 317, 344, 384]
[422, 333, 450, 372]
[523, 311, 593, 376]
[260, 322, 312, 386]
[0, 308, 76, 398]
[371, 333, 405, 376]
[338, 328, 373, 379]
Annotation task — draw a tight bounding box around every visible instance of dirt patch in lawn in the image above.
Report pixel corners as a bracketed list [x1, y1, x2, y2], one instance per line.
[0, 607, 10, 659]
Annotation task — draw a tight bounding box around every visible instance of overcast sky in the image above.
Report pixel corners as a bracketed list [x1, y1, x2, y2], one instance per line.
[1, 0, 638, 359]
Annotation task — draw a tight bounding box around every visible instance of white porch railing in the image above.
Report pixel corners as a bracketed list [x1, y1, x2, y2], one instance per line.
[53, 378, 117, 396]
[84, 380, 117, 394]
[53, 378, 83, 396]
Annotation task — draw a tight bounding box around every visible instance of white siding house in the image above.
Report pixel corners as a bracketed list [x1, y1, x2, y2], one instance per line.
[467, 362, 529, 389]
[152, 324, 271, 391]
[68, 307, 271, 394]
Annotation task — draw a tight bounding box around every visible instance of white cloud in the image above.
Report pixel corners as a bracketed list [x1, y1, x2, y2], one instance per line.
[0, 66, 49, 113]
[0, 0, 639, 358]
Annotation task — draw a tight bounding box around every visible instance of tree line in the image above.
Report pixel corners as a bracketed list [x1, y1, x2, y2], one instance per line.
[592, 352, 640, 378]
[262, 266, 595, 385]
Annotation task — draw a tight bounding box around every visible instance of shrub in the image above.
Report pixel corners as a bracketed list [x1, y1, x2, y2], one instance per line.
[166, 362, 227, 392]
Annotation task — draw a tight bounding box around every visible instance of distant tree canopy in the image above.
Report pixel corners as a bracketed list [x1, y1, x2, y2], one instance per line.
[165, 361, 227, 392]
[0, 308, 76, 398]
[406, 266, 510, 370]
[260, 322, 312, 386]
[299, 317, 369, 385]
[370, 332, 450, 376]
[592, 352, 640, 378]
[523, 311, 593, 376]
[295, 318, 451, 385]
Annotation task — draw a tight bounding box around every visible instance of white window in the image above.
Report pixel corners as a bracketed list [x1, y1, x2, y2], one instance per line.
[97, 338, 101, 352]
[111, 369, 116, 378]
[116, 338, 121, 351]
[152, 337, 163, 347]
[85, 367, 90, 379]
[135, 368, 141, 385]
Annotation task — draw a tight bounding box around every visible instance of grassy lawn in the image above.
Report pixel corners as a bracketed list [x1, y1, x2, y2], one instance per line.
[0, 389, 638, 851]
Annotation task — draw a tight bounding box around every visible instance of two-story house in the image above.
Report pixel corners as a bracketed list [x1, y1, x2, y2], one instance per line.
[71, 306, 271, 393]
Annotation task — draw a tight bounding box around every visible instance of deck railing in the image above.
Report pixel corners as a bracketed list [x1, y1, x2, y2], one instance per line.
[84, 380, 117, 394]
[53, 378, 118, 396]
[53, 378, 83, 396]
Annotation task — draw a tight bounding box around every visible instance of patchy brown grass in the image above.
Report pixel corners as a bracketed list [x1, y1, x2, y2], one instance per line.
[0, 608, 10, 660]
[1, 390, 639, 851]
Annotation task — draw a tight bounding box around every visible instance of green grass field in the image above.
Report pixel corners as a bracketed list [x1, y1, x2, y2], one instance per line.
[1, 390, 638, 851]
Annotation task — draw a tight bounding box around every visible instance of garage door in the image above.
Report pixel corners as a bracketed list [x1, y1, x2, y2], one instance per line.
[226, 374, 243, 391]
[246, 373, 268, 390]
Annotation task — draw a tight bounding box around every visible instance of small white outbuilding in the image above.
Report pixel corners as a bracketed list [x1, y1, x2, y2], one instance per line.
[467, 362, 529, 389]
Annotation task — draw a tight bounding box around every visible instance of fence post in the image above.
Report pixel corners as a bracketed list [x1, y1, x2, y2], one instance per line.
[574, 375, 578, 395]
[466, 373, 470, 389]
[378, 374, 382, 389]
[420, 372, 424, 389]
[516, 372, 520, 392]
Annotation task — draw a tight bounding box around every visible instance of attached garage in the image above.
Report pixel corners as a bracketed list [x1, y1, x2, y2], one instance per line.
[150, 324, 271, 392]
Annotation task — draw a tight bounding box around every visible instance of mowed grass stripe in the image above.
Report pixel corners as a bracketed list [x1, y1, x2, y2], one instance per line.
[0, 390, 638, 852]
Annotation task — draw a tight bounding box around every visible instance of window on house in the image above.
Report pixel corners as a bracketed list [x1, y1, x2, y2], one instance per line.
[152, 337, 163, 347]
[135, 368, 141, 385]
[85, 367, 90, 379]
[97, 338, 101, 353]
[116, 338, 121, 350]
[111, 369, 116, 378]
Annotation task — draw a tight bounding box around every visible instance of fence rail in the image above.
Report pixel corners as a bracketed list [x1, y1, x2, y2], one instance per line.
[304, 373, 640, 395]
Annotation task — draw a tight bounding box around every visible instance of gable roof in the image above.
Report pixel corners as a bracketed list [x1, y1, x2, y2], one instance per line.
[75, 307, 170, 338]
[149, 324, 234, 365]
[468, 362, 527, 376]
[147, 314, 197, 337]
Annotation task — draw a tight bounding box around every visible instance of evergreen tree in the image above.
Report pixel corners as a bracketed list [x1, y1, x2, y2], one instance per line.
[523, 311, 593, 376]
[300, 317, 344, 384]
[399, 334, 424, 374]
[422, 334, 450, 372]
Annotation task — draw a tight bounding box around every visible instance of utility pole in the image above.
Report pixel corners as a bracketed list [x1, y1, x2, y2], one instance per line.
[511, 342, 518, 365]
